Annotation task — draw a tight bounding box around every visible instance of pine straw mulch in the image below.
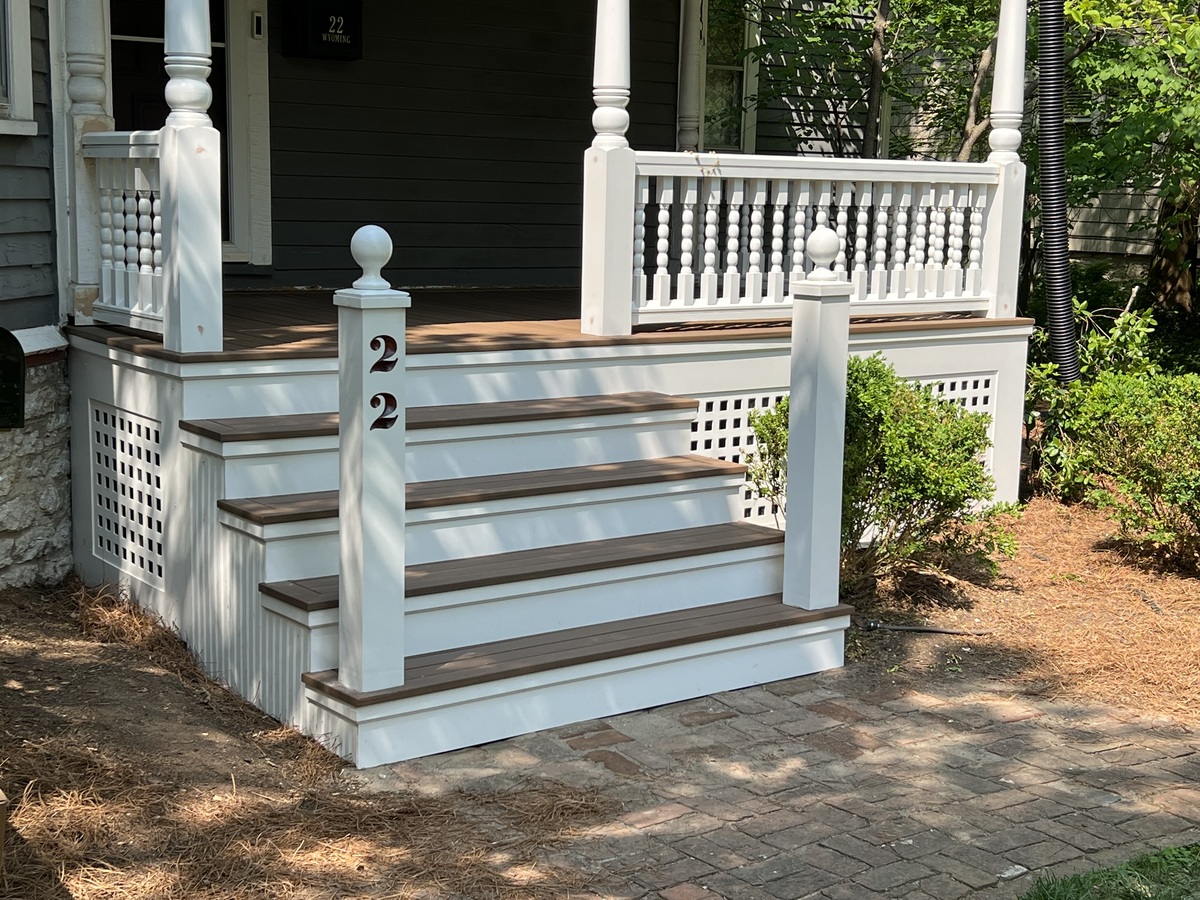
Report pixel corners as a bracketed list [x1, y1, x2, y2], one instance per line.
[852, 496, 1200, 726]
[0, 581, 613, 899]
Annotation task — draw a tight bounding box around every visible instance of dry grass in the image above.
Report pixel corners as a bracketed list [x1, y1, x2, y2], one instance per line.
[1, 582, 615, 898]
[864, 497, 1200, 725]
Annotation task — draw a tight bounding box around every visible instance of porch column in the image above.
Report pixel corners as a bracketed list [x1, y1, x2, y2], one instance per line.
[64, 0, 114, 322]
[160, 0, 223, 352]
[677, 0, 704, 151]
[981, 0, 1028, 316]
[581, 0, 637, 335]
[783, 226, 851, 610]
[336, 227, 411, 694]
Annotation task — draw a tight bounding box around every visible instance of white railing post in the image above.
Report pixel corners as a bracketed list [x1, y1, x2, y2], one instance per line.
[982, 0, 1028, 317]
[64, 0, 113, 323]
[783, 226, 851, 610]
[581, 0, 637, 335]
[160, 0, 223, 352]
[335, 226, 411, 694]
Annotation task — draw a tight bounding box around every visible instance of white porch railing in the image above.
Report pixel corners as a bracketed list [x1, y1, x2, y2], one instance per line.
[629, 153, 1003, 325]
[82, 131, 165, 331]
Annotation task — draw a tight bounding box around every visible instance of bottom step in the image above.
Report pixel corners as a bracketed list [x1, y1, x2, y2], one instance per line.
[302, 595, 852, 767]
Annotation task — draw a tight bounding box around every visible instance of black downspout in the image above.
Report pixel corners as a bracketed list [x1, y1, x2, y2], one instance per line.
[1039, 0, 1081, 382]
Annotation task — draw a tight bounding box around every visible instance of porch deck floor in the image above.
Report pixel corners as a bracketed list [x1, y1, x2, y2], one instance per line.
[67, 287, 1011, 363]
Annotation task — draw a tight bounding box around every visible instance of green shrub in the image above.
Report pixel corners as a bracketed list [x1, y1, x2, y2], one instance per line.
[1048, 371, 1200, 569]
[747, 354, 1016, 595]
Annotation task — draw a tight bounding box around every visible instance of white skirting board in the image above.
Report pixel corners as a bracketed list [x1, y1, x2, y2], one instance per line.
[304, 613, 850, 768]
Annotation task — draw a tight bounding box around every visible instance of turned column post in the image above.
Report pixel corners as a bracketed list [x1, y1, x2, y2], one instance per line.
[160, 0, 223, 351]
[980, 0, 1028, 317]
[582, 0, 637, 335]
[677, 0, 704, 151]
[783, 226, 851, 610]
[64, 0, 114, 323]
[336, 226, 412, 694]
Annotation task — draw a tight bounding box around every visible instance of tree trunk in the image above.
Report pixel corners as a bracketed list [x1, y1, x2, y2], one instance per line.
[1147, 181, 1198, 315]
[863, 0, 890, 158]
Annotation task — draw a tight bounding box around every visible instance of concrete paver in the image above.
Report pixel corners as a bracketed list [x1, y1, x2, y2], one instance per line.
[364, 664, 1199, 898]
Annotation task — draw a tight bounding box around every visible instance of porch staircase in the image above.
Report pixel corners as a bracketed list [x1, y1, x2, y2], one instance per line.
[180, 390, 851, 767]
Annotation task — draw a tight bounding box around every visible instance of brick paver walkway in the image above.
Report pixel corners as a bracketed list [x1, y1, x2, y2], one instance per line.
[377, 666, 1200, 899]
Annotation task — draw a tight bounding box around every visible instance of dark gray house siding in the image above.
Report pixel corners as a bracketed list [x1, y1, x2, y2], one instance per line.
[228, 0, 679, 291]
[0, 0, 57, 331]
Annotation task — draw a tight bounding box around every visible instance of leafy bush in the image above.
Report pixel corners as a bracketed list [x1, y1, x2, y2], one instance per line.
[1046, 371, 1200, 570]
[1026, 300, 1160, 499]
[747, 354, 1015, 595]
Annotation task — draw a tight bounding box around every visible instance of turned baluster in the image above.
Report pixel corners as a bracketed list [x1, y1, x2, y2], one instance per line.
[851, 183, 870, 302]
[724, 179, 744, 302]
[654, 176, 674, 305]
[967, 185, 986, 295]
[789, 179, 810, 292]
[633, 175, 648, 308]
[98, 159, 115, 306]
[834, 183, 852, 273]
[746, 179, 766, 303]
[891, 184, 912, 299]
[700, 178, 721, 305]
[767, 181, 788, 303]
[871, 183, 891, 299]
[677, 176, 698, 305]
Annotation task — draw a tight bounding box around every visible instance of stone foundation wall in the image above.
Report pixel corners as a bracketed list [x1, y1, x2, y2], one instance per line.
[0, 356, 71, 588]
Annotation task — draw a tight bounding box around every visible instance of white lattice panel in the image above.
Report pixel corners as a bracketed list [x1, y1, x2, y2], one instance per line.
[91, 403, 165, 583]
[690, 392, 786, 519]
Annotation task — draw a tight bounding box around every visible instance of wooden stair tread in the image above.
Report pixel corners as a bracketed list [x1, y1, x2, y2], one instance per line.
[180, 391, 696, 442]
[261, 521, 784, 611]
[301, 596, 853, 707]
[219, 454, 744, 525]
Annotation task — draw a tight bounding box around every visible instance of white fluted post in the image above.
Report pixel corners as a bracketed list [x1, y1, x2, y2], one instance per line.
[65, 0, 114, 323]
[982, 0, 1028, 317]
[677, 0, 704, 151]
[581, 0, 637, 335]
[160, 0, 223, 351]
[336, 227, 411, 694]
[783, 226, 851, 610]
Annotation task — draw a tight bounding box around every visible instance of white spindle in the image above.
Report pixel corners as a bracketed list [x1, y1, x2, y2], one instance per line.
[653, 176, 673, 305]
[633, 175, 648, 307]
[137, 191, 154, 313]
[967, 186, 986, 295]
[892, 184, 912, 299]
[98, 159, 114, 304]
[112, 174, 128, 311]
[746, 179, 766, 303]
[677, 176, 697, 305]
[835, 183, 852, 272]
[767, 180, 788, 303]
[790, 180, 810, 292]
[852, 183, 870, 302]
[871, 183, 891, 299]
[932, 193, 947, 297]
[700, 178, 721, 305]
[724, 179, 744, 302]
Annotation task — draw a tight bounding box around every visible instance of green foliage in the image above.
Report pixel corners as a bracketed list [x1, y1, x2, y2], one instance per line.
[1021, 843, 1200, 900]
[747, 355, 1015, 596]
[746, 397, 789, 516]
[1026, 301, 1160, 498]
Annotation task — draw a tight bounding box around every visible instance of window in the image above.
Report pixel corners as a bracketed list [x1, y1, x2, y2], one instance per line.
[109, 0, 272, 264]
[0, 0, 37, 135]
[701, 0, 758, 151]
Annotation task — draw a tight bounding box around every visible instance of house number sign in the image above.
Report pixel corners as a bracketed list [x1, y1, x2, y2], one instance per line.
[368, 334, 399, 430]
[283, 0, 363, 61]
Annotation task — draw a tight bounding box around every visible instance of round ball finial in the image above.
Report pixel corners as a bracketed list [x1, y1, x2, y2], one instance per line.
[351, 225, 393, 290]
[807, 225, 840, 279]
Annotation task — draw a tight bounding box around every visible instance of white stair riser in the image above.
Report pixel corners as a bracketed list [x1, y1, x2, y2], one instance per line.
[305, 618, 849, 767]
[222, 474, 748, 576]
[405, 546, 784, 655]
[406, 477, 744, 565]
[193, 412, 698, 497]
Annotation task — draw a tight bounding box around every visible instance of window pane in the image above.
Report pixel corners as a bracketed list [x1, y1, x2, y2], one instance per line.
[707, 0, 746, 67]
[705, 67, 743, 149]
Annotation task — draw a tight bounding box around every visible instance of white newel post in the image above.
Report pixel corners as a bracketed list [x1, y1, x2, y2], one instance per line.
[65, 0, 113, 322]
[783, 227, 851, 610]
[581, 0, 637, 336]
[160, 0, 223, 352]
[981, 0, 1028, 318]
[336, 226, 411, 694]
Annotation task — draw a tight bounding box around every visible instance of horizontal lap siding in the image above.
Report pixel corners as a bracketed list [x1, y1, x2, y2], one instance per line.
[0, 0, 56, 330]
[245, 0, 678, 291]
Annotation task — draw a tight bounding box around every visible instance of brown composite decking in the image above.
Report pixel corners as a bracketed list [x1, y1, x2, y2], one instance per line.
[301, 595, 855, 708]
[66, 288, 1033, 362]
